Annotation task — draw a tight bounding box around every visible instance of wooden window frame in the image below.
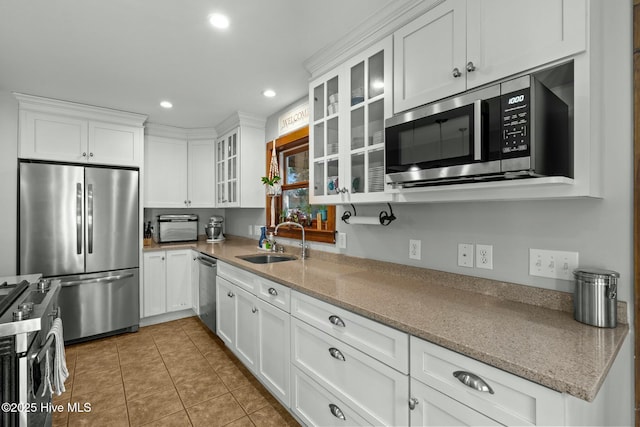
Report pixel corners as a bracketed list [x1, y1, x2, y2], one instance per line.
[266, 127, 336, 244]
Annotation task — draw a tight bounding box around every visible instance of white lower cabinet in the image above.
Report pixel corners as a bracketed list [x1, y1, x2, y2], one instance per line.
[410, 378, 501, 426]
[142, 249, 192, 318]
[291, 317, 409, 426]
[409, 336, 564, 426]
[215, 264, 291, 407]
[291, 366, 371, 427]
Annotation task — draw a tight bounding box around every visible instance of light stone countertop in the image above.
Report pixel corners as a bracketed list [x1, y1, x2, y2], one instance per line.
[145, 236, 629, 402]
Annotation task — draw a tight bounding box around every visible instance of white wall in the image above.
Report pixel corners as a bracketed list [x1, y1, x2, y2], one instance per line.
[0, 91, 18, 275]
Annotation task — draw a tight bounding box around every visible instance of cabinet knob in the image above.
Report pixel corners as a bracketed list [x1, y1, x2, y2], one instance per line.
[184, 200, 188, 205]
[268, 287, 278, 296]
[251, 307, 258, 314]
[89, 152, 94, 157]
[452, 67, 462, 78]
[328, 347, 346, 362]
[82, 152, 87, 157]
[466, 61, 477, 72]
[453, 371, 494, 394]
[227, 291, 234, 298]
[329, 403, 346, 421]
[161, 257, 165, 261]
[409, 397, 419, 410]
[328, 315, 346, 327]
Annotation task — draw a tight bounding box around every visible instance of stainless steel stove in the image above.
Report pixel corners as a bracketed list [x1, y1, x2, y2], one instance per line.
[0, 275, 61, 427]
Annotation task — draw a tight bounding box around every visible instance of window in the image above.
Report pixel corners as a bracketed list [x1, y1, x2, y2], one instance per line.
[266, 127, 336, 243]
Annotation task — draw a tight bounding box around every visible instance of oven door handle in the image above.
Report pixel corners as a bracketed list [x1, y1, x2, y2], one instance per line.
[61, 273, 134, 287]
[30, 334, 55, 364]
[473, 99, 482, 161]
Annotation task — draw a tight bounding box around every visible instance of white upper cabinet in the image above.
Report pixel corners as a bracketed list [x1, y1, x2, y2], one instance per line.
[214, 112, 266, 208]
[144, 125, 216, 208]
[394, 0, 587, 113]
[16, 93, 146, 167]
[309, 36, 393, 205]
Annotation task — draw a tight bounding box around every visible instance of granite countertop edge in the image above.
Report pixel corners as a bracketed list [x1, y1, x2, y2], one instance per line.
[144, 236, 629, 402]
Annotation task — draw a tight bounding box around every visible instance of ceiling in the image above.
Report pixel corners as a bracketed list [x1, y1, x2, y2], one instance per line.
[0, 0, 392, 129]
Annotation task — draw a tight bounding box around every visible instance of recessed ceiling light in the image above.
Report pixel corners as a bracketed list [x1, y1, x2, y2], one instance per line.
[208, 13, 229, 29]
[160, 101, 173, 109]
[263, 89, 276, 98]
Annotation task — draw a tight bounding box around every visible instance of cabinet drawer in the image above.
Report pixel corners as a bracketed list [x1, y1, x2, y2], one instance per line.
[410, 336, 564, 426]
[217, 261, 258, 294]
[291, 290, 408, 373]
[291, 366, 371, 427]
[257, 277, 290, 312]
[292, 318, 409, 426]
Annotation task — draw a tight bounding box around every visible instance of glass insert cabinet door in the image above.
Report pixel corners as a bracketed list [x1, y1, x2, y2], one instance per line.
[311, 74, 341, 200]
[215, 128, 239, 206]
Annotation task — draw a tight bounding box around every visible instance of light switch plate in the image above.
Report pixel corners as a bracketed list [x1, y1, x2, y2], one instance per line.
[529, 249, 579, 280]
[337, 232, 347, 249]
[458, 243, 474, 268]
[409, 239, 421, 260]
[254, 225, 262, 236]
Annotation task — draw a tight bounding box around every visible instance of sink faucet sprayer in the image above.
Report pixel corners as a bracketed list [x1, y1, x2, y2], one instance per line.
[274, 221, 307, 259]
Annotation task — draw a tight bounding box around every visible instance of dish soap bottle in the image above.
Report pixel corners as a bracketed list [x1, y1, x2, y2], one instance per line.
[258, 226, 267, 248]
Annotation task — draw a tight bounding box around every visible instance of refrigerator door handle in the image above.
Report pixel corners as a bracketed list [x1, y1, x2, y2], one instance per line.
[76, 183, 83, 255]
[87, 183, 93, 254]
[61, 273, 135, 287]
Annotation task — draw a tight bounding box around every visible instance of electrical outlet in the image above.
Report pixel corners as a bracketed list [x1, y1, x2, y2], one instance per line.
[476, 244, 493, 270]
[337, 232, 347, 249]
[254, 225, 262, 236]
[529, 249, 579, 280]
[409, 239, 421, 260]
[248, 225, 253, 236]
[458, 243, 474, 268]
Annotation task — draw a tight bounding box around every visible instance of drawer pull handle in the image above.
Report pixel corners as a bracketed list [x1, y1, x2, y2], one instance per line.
[227, 291, 234, 298]
[328, 347, 346, 362]
[453, 371, 494, 394]
[268, 287, 278, 296]
[408, 397, 419, 410]
[329, 403, 346, 421]
[328, 315, 345, 327]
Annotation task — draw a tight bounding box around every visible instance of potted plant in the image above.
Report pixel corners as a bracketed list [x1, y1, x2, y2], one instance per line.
[261, 175, 282, 196]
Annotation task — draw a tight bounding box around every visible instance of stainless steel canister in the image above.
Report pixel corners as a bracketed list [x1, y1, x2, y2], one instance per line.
[573, 268, 619, 328]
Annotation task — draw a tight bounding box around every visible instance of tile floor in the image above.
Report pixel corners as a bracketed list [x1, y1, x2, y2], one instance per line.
[52, 316, 300, 426]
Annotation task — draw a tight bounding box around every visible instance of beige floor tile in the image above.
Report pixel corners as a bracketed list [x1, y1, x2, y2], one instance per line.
[141, 410, 192, 427]
[186, 393, 246, 427]
[223, 416, 255, 427]
[119, 345, 163, 368]
[51, 396, 70, 427]
[175, 369, 229, 408]
[230, 383, 271, 414]
[122, 360, 175, 401]
[67, 402, 129, 426]
[248, 405, 294, 427]
[71, 382, 126, 413]
[127, 387, 184, 427]
[216, 365, 253, 391]
[73, 366, 122, 395]
[203, 349, 236, 372]
[74, 350, 121, 375]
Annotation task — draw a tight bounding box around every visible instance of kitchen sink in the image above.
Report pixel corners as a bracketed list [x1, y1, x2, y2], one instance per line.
[236, 254, 298, 264]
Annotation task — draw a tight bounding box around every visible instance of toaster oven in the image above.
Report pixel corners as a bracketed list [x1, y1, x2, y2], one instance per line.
[157, 214, 198, 243]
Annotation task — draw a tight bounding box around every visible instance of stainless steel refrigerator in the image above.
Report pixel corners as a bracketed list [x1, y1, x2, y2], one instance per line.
[19, 161, 139, 342]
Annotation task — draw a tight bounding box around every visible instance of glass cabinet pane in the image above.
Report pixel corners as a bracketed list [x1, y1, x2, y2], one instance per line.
[351, 61, 365, 106]
[327, 159, 339, 194]
[351, 153, 364, 194]
[368, 99, 384, 146]
[314, 84, 324, 121]
[231, 133, 237, 156]
[368, 50, 384, 99]
[314, 123, 324, 159]
[313, 161, 324, 196]
[327, 117, 339, 156]
[327, 76, 339, 116]
[351, 107, 364, 150]
[368, 149, 385, 193]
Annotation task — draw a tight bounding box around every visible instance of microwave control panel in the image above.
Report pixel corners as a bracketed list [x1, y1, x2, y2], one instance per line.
[501, 88, 530, 157]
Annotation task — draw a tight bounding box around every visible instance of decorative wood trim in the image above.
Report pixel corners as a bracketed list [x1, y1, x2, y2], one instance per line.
[634, 2, 640, 424]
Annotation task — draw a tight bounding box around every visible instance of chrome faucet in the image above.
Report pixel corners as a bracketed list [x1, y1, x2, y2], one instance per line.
[274, 221, 307, 259]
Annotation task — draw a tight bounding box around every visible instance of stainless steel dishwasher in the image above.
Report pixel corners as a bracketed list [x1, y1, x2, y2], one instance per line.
[197, 254, 217, 333]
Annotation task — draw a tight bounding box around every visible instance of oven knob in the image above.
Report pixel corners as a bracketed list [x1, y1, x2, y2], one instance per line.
[13, 309, 29, 321]
[38, 279, 51, 292]
[18, 302, 34, 314]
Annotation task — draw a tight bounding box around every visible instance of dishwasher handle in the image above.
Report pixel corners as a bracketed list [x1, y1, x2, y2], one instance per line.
[197, 256, 217, 268]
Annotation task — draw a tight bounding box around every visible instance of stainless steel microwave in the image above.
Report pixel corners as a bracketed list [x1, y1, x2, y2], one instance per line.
[384, 72, 572, 188]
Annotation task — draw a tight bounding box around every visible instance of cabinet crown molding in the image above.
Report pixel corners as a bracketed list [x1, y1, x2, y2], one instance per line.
[303, 0, 442, 78]
[13, 92, 147, 126]
[215, 111, 266, 136]
[145, 122, 216, 140]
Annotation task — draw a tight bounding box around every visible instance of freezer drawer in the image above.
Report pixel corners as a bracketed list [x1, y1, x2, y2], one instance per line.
[58, 268, 139, 342]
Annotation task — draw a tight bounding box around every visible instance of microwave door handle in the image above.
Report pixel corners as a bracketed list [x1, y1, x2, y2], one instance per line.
[473, 99, 482, 161]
